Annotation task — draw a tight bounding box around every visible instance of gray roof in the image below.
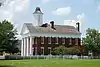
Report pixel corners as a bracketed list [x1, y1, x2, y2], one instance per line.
[24, 23, 81, 34]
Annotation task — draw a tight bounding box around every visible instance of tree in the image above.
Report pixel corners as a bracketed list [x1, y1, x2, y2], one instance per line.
[52, 46, 80, 55]
[65, 46, 80, 55]
[83, 28, 100, 56]
[0, 20, 19, 54]
[52, 46, 67, 55]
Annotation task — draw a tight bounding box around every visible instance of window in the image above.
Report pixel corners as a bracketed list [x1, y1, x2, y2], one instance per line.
[35, 47, 37, 55]
[75, 38, 78, 45]
[48, 37, 51, 44]
[35, 37, 37, 44]
[55, 37, 58, 44]
[62, 38, 65, 44]
[41, 47, 44, 55]
[48, 47, 51, 55]
[41, 37, 44, 44]
[69, 38, 72, 45]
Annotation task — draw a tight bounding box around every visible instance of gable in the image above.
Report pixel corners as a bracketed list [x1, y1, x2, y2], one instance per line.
[20, 24, 29, 35]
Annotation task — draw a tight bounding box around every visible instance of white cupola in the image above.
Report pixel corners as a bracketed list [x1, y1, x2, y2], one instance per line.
[33, 7, 43, 26]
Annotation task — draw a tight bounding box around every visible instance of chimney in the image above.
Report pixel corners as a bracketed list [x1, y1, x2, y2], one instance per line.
[76, 22, 80, 32]
[50, 21, 56, 30]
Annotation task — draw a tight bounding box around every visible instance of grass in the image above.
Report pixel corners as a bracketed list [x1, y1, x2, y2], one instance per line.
[0, 59, 100, 67]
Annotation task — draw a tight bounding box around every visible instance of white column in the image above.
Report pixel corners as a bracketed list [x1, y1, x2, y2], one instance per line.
[26, 37, 29, 56]
[21, 38, 24, 56]
[24, 38, 26, 56]
[30, 36, 33, 56]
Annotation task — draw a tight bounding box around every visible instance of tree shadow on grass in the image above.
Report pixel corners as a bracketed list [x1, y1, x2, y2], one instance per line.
[0, 65, 15, 67]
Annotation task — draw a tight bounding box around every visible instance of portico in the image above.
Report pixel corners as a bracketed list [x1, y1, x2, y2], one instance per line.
[21, 36, 33, 56]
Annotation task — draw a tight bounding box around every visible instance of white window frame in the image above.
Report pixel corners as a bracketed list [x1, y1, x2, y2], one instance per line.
[41, 47, 44, 55]
[48, 37, 51, 44]
[35, 47, 37, 55]
[55, 37, 58, 44]
[41, 37, 44, 44]
[48, 47, 51, 55]
[62, 38, 65, 44]
[32, 47, 34, 54]
[35, 37, 37, 44]
[75, 38, 78, 45]
[69, 38, 72, 45]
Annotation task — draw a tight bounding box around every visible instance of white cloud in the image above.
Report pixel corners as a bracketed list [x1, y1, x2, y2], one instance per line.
[52, 7, 71, 16]
[0, 0, 29, 22]
[77, 13, 85, 28]
[77, 13, 85, 29]
[64, 19, 86, 37]
[77, 13, 87, 37]
[64, 20, 77, 27]
[97, 5, 100, 12]
[0, 0, 30, 39]
[64, 13, 85, 32]
[41, 0, 51, 4]
[77, 13, 85, 22]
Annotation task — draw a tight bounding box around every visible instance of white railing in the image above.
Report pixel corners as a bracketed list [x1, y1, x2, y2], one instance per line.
[4, 55, 100, 60]
[21, 55, 99, 59]
[0, 55, 5, 59]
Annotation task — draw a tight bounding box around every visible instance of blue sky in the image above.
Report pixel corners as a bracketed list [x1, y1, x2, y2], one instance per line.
[0, 0, 100, 38]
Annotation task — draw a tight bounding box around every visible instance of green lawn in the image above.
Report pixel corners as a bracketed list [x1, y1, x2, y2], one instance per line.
[0, 59, 100, 67]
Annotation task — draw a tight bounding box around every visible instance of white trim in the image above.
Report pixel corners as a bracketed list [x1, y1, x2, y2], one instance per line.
[35, 37, 37, 44]
[41, 37, 44, 44]
[48, 47, 51, 55]
[26, 37, 29, 56]
[55, 37, 58, 44]
[30, 33, 81, 38]
[24, 38, 26, 56]
[48, 47, 51, 49]
[62, 38, 65, 44]
[69, 38, 72, 45]
[21, 38, 24, 56]
[35, 47, 37, 55]
[41, 47, 44, 49]
[75, 38, 78, 45]
[41, 47, 44, 55]
[48, 37, 51, 44]
[30, 37, 33, 56]
[20, 24, 29, 35]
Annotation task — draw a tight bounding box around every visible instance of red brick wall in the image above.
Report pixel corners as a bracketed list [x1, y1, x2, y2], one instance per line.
[32, 37, 81, 55]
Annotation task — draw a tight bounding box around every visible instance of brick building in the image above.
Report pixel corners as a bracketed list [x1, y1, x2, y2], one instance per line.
[20, 7, 81, 56]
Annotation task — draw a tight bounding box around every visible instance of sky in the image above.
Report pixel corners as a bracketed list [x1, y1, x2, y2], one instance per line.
[0, 0, 100, 39]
